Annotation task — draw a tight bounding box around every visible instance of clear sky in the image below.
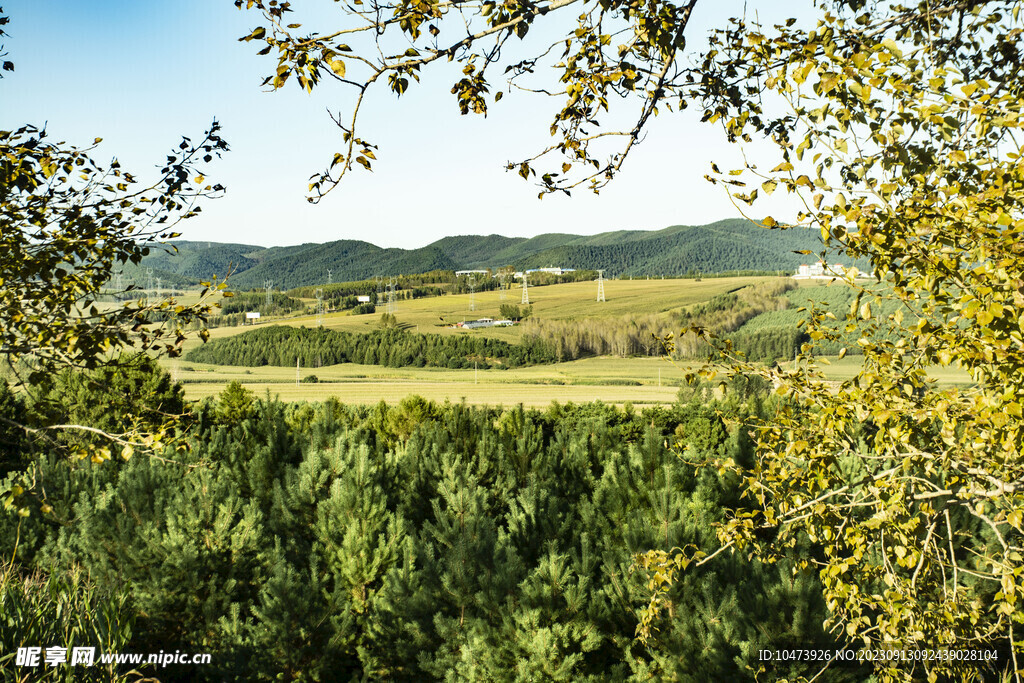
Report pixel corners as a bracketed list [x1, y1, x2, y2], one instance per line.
[3, 0, 806, 248]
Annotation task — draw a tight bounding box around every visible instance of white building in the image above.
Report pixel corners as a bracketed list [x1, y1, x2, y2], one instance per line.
[513, 267, 576, 278]
[793, 261, 846, 280]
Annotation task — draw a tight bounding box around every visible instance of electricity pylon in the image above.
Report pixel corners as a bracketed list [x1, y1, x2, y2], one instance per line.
[497, 271, 507, 300]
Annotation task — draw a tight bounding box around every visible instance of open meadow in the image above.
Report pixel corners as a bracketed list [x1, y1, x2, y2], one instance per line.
[172, 277, 760, 405]
[185, 275, 778, 351]
[166, 274, 970, 406]
[173, 355, 687, 406]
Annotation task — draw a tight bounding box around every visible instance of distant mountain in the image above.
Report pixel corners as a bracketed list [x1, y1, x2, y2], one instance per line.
[513, 220, 835, 275]
[126, 219, 842, 290]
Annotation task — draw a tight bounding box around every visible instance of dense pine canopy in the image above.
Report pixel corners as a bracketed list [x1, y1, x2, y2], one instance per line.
[1, 363, 866, 682]
[185, 325, 559, 369]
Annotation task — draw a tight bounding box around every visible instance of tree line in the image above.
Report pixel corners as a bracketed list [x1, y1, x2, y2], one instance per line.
[520, 280, 805, 363]
[184, 325, 558, 369]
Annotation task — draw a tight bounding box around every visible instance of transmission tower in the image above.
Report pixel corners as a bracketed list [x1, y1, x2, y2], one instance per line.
[468, 274, 476, 312]
[296, 357, 300, 386]
[155, 277, 161, 296]
[114, 273, 124, 293]
[386, 277, 396, 315]
[521, 273, 530, 305]
[264, 280, 274, 310]
[376, 276, 383, 306]
[146, 268, 153, 294]
[596, 270, 606, 302]
[327, 269, 332, 285]
[497, 271, 507, 301]
[315, 288, 325, 326]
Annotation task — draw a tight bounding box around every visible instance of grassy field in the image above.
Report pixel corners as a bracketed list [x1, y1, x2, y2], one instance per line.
[174, 355, 690, 407]
[810, 355, 971, 384]
[185, 276, 777, 352]
[181, 379, 683, 408]
[172, 352, 971, 407]
[163, 276, 970, 407]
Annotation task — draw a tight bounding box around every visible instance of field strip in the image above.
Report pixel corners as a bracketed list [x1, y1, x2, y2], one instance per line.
[181, 380, 682, 407]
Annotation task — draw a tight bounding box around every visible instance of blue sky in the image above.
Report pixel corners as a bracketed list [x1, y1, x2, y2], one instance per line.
[3, 0, 806, 248]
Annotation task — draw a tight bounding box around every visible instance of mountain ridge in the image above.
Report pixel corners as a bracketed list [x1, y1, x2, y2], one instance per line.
[126, 219, 841, 290]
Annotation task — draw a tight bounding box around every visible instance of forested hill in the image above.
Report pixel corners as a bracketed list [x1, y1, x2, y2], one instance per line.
[129, 219, 841, 289]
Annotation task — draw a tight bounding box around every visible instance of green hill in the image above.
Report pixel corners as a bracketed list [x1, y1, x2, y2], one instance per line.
[128, 219, 844, 290]
[223, 241, 458, 289]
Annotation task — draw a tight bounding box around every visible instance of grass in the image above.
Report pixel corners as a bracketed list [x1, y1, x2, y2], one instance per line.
[162, 276, 969, 407]
[182, 380, 682, 408]
[811, 355, 971, 384]
[173, 355, 690, 406]
[170, 352, 971, 407]
[185, 276, 779, 352]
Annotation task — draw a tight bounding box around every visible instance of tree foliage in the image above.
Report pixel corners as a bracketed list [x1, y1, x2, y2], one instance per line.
[184, 324, 558, 368]
[4, 392, 867, 681]
[1, 121, 228, 385]
[0, 5, 229, 511]
[640, 2, 1024, 680]
[230, 0, 1024, 676]
[33, 354, 187, 456]
[235, 0, 701, 198]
